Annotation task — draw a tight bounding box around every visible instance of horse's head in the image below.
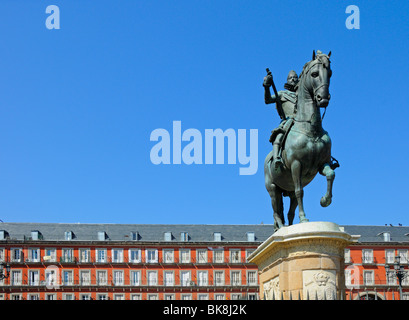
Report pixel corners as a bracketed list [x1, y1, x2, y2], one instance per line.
[299, 50, 332, 108]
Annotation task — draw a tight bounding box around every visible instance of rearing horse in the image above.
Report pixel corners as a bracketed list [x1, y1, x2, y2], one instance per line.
[264, 51, 337, 231]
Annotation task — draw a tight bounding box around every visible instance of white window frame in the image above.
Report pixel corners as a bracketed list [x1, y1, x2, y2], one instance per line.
[213, 249, 224, 263]
[130, 270, 141, 286]
[180, 249, 191, 263]
[231, 270, 241, 286]
[214, 270, 225, 286]
[0, 248, 5, 262]
[398, 249, 408, 264]
[180, 270, 191, 286]
[164, 294, 175, 300]
[247, 270, 258, 285]
[198, 294, 209, 300]
[163, 249, 174, 263]
[181, 294, 192, 300]
[62, 270, 74, 285]
[113, 270, 124, 286]
[28, 248, 40, 262]
[111, 248, 124, 263]
[385, 249, 395, 264]
[131, 294, 142, 300]
[62, 248, 74, 263]
[196, 249, 208, 264]
[344, 248, 351, 263]
[63, 293, 75, 300]
[362, 249, 373, 264]
[129, 249, 141, 263]
[146, 249, 158, 263]
[44, 248, 57, 262]
[11, 248, 22, 262]
[96, 248, 107, 263]
[363, 270, 374, 285]
[97, 293, 108, 300]
[11, 270, 22, 286]
[147, 270, 158, 286]
[230, 249, 241, 263]
[164, 271, 174, 286]
[80, 270, 91, 286]
[29, 270, 40, 286]
[215, 293, 225, 300]
[197, 271, 208, 286]
[79, 248, 91, 263]
[97, 270, 108, 286]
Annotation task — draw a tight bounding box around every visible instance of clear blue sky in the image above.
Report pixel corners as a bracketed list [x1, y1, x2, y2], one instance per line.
[0, 1, 408, 226]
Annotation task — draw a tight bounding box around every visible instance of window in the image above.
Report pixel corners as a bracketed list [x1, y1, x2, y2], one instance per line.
[31, 230, 42, 240]
[80, 294, 91, 300]
[362, 249, 373, 264]
[44, 248, 56, 262]
[214, 232, 222, 241]
[130, 232, 139, 241]
[97, 270, 107, 286]
[197, 271, 208, 286]
[246, 232, 255, 242]
[64, 231, 73, 241]
[28, 294, 39, 300]
[245, 249, 255, 260]
[398, 249, 408, 264]
[112, 249, 124, 263]
[62, 270, 74, 285]
[46, 269, 58, 287]
[130, 271, 141, 286]
[385, 249, 395, 264]
[231, 271, 241, 286]
[383, 232, 391, 242]
[214, 271, 224, 286]
[79, 248, 91, 263]
[232, 294, 242, 300]
[363, 270, 374, 285]
[181, 294, 192, 300]
[148, 294, 158, 300]
[129, 249, 141, 263]
[215, 294, 225, 300]
[0, 248, 4, 262]
[63, 294, 75, 300]
[96, 249, 107, 263]
[29, 270, 40, 286]
[98, 231, 107, 241]
[28, 248, 40, 262]
[46, 294, 57, 300]
[131, 294, 142, 300]
[61, 249, 74, 263]
[0, 230, 8, 240]
[163, 249, 174, 263]
[164, 271, 174, 286]
[146, 249, 158, 263]
[247, 271, 257, 285]
[113, 270, 124, 286]
[387, 271, 397, 285]
[180, 271, 191, 286]
[198, 294, 208, 300]
[197, 249, 208, 264]
[164, 294, 175, 300]
[97, 294, 108, 300]
[11, 270, 22, 285]
[181, 232, 189, 242]
[230, 249, 241, 263]
[113, 294, 125, 300]
[11, 248, 22, 262]
[80, 270, 91, 285]
[147, 271, 158, 286]
[344, 249, 351, 263]
[164, 232, 172, 241]
[213, 249, 224, 263]
[180, 249, 190, 263]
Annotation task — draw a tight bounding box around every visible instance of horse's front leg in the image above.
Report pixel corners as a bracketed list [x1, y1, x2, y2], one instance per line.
[291, 160, 309, 223]
[319, 163, 335, 207]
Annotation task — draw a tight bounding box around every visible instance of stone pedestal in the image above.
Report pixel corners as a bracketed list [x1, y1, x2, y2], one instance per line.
[248, 221, 359, 300]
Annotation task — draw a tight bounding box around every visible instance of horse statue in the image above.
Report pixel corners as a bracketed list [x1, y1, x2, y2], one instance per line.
[263, 50, 339, 231]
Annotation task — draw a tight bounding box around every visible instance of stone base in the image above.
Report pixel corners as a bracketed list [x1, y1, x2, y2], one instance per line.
[248, 221, 359, 300]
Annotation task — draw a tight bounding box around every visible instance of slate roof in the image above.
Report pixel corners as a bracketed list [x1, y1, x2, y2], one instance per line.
[0, 222, 408, 244]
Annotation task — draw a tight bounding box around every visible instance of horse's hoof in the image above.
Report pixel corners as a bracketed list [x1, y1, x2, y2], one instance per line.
[320, 196, 332, 207]
[300, 218, 309, 223]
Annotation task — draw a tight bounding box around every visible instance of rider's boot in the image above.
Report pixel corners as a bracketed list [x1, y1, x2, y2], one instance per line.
[273, 142, 283, 169]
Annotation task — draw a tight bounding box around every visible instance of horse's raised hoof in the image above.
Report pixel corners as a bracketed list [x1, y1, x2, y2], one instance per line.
[300, 217, 309, 223]
[320, 195, 332, 207]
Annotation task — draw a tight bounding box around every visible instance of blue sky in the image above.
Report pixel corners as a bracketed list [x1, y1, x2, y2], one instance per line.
[0, 1, 408, 227]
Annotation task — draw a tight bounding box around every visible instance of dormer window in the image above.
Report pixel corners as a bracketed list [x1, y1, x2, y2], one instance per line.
[246, 232, 255, 242]
[65, 231, 74, 241]
[98, 231, 107, 241]
[0, 230, 8, 240]
[164, 232, 172, 241]
[214, 232, 222, 242]
[31, 230, 42, 241]
[180, 232, 189, 242]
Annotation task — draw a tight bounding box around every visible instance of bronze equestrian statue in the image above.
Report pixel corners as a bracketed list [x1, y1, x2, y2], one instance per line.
[263, 50, 339, 231]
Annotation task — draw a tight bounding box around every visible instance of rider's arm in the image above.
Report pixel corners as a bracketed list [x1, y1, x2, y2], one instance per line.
[264, 86, 279, 104]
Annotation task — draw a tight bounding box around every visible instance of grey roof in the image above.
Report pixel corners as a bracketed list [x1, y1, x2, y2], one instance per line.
[0, 222, 275, 243]
[0, 222, 408, 244]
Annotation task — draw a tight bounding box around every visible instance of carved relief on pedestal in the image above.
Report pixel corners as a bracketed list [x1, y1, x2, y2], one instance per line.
[263, 276, 280, 300]
[303, 270, 336, 300]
